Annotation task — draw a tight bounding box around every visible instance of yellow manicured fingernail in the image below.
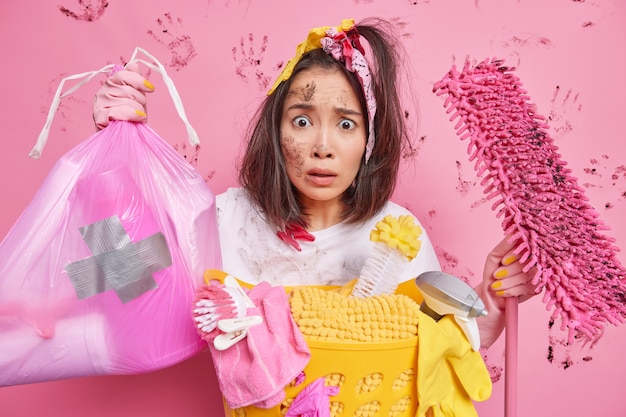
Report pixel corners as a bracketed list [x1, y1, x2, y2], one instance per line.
[143, 79, 154, 90]
[496, 290, 505, 297]
[503, 255, 517, 266]
[495, 269, 509, 279]
[491, 281, 503, 290]
[135, 109, 146, 117]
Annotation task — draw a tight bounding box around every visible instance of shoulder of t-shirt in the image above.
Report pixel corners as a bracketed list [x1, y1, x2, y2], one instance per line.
[378, 200, 420, 220]
[216, 187, 246, 207]
[216, 187, 249, 225]
[382, 200, 412, 213]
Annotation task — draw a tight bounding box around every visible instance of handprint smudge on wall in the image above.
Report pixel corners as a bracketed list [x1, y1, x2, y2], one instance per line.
[496, 33, 554, 68]
[402, 134, 425, 159]
[232, 33, 281, 91]
[173, 142, 215, 182]
[582, 155, 626, 208]
[548, 85, 581, 137]
[436, 247, 460, 270]
[483, 354, 503, 383]
[389, 16, 414, 39]
[59, 0, 108, 22]
[41, 74, 88, 133]
[547, 325, 601, 370]
[147, 13, 197, 71]
[455, 160, 477, 196]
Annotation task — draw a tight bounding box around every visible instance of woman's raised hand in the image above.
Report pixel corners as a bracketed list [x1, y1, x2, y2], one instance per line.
[93, 62, 154, 130]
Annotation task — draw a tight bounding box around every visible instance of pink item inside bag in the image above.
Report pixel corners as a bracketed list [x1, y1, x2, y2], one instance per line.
[0, 118, 221, 385]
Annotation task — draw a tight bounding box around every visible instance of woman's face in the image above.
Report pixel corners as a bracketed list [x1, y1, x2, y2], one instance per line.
[280, 66, 366, 209]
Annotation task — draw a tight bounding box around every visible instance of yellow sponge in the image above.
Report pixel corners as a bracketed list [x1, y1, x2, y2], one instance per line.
[290, 285, 421, 342]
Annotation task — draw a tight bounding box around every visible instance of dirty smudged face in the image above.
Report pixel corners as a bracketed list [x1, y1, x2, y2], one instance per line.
[280, 66, 366, 223]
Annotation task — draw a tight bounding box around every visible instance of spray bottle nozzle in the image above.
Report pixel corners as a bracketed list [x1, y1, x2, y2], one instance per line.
[414, 271, 487, 350]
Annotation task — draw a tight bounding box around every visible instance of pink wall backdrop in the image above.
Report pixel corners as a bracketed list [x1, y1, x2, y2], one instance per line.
[1, 0, 625, 416]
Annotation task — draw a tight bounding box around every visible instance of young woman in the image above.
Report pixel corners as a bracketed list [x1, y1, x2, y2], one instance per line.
[93, 17, 537, 348]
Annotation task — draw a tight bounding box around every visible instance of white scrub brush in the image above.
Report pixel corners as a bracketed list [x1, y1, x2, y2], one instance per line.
[351, 214, 422, 297]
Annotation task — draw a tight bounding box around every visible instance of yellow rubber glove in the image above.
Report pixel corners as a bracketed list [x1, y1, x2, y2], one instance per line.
[416, 311, 492, 417]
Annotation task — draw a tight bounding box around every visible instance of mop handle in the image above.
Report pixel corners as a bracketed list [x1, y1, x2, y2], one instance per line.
[505, 296, 519, 417]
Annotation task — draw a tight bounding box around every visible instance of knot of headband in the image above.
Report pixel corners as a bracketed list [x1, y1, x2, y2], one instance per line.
[268, 18, 377, 162]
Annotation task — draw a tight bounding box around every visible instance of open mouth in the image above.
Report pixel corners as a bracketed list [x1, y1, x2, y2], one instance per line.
[307, 170, 336, 185]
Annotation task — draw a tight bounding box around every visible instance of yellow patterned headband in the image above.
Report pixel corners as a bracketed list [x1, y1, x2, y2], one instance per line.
[268, 19, 356, 95]
[268, 18, 378, 162]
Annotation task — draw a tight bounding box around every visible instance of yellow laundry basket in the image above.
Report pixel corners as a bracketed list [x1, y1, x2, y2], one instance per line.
[205, 271, 424, 417]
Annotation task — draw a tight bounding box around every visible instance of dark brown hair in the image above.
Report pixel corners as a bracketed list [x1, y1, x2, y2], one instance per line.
[238, 18, 412, 230]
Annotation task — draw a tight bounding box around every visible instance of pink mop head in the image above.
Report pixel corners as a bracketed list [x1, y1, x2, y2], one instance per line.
[432, 58, 626, 348]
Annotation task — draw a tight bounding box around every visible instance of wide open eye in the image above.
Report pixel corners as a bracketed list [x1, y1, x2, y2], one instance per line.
[338, 118, 356, 130]
[293, 116, 312, 128]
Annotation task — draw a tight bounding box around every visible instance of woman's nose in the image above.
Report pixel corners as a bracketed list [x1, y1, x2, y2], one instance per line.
[313, 143, 333, 158]
[312, 128, 333, 158]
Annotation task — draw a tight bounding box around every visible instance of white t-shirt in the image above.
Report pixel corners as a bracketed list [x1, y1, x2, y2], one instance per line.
[216, 187, 441, 286]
